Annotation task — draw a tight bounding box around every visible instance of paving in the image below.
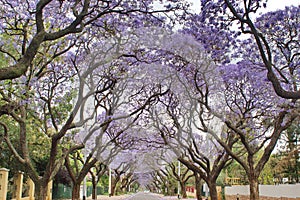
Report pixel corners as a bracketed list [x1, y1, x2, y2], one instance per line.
[123, 192, 164, 200]
[90, 192, 197, 200]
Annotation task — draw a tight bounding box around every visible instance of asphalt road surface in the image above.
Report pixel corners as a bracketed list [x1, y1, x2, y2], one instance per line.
[124, 192, 166, 200]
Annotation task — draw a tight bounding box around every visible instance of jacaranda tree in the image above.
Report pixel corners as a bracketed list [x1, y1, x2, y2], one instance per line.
[1, 1, 299, 200]
[195, 0, 300, 99]
[0, 1, 187, 200]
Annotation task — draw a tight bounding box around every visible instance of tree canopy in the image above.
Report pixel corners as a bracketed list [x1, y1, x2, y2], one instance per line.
[0, 1, 299, 200]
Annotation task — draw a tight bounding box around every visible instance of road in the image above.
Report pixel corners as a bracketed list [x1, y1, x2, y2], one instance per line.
[92, 193, 193, 200]
[123, 192, 168, 200]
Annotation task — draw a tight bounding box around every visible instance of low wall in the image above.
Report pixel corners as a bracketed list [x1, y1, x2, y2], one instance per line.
[225, 184, 300, 198]
[226, 195, 300, 200]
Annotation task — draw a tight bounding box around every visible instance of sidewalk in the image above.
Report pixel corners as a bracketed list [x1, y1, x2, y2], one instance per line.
[162, 196, 197, 200]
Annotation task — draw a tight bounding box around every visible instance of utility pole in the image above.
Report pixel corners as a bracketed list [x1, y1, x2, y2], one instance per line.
[83, 125, 87, 200]
[177, 161, 181, 199]
[109, 168, 112, 196]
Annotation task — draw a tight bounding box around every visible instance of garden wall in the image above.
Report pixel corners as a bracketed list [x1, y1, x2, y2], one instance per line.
[225, 184, 300, 200]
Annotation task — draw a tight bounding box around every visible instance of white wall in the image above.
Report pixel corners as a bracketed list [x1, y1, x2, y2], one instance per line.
[225, 184, 300, 198]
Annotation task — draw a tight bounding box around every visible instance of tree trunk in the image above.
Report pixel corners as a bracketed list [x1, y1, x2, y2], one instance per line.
[208, 181, 218, 200]
[72, 182, 81, 200]
[111, 174, 121, 196]
[163, 184, 168, 195]
[168, 183, 174, 196]
[248, 155, 260, 200]
[249, 177, 259, 200]
[35, 184, 48, 200]
[91, 175, 97, 200]
[111, 182, 116, 196]
[92, 181, 97, 200]
[180, 182, 187, 198]
[195, 174, 202, 200]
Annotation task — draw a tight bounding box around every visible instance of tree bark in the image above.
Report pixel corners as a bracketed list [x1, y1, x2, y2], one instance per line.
[249, 176, 259, 200]
[111, 183, 116, 196]
[91, 175, 97, 200]
[180, 181, 187, 198]
[35, 183, 48, 200]
[195, 174, 202, 200]
[111, 176, 120, 196]
[72, 182, 81, 200]
[208, 181, 218, 200]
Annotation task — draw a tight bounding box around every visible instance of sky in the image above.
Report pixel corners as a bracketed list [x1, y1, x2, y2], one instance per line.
[189, 0, 300, 13]
[267, 0, 299, 11]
